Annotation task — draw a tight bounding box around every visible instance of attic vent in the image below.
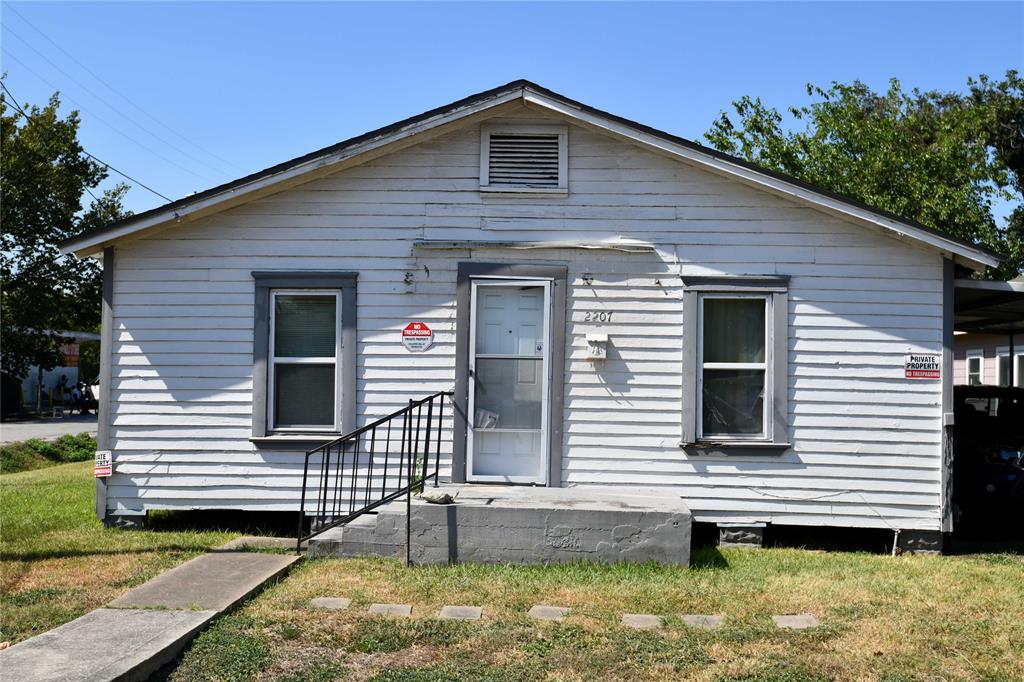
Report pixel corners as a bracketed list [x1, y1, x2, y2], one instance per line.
[480, 124, 567, 194]
[488, 134, 559, 186]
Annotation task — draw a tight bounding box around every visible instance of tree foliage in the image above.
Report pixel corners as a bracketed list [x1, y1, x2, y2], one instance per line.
[704, 71, 1023, 278]
[1, 87, 130, 380]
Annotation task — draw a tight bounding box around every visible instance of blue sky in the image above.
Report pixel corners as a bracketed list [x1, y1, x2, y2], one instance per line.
[2, 1, 1022, 215]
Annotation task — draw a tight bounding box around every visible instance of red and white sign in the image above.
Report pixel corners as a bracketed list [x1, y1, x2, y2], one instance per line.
[905, 353, 941, 379]
[94, 450, 112, 478]
[401, 321, 433, 352]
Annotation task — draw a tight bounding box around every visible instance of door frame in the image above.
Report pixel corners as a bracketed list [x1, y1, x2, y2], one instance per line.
[452, 262, 568, 486]
[466, 278, 552, 484]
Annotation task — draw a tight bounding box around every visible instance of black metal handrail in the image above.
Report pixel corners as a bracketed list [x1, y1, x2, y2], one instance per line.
[296, 391, 452, 560]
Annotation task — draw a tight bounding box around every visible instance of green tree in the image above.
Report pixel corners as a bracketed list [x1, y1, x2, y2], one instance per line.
[704, 71, 1023, 278]
[1, 86, 130, 382]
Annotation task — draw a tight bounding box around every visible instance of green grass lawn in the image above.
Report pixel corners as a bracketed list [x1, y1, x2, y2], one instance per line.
[0, 460, 238, 643]
[168, 549, 1024, 681]
[4, 460, 1023, 680]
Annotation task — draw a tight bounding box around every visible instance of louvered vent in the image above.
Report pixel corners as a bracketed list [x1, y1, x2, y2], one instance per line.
[487, 133, 561, 187]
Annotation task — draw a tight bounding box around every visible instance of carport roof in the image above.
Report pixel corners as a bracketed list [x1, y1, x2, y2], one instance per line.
[955, 279, 1024, 335]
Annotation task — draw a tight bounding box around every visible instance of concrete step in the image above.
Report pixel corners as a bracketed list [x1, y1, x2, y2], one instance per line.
[308, 506, 405, 559]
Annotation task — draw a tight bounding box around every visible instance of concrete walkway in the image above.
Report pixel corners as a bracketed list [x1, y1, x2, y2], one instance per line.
[0, 540, 299, 682]
[0, 415, 97, 444]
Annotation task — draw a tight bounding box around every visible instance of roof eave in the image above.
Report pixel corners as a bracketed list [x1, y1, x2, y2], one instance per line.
[520, 87, 1002, 271]
[61, 82, 532, 257]
[61, 79, 1003, 271]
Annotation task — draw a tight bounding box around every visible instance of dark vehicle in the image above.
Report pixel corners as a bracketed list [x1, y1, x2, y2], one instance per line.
[952, 385, 1024, 528]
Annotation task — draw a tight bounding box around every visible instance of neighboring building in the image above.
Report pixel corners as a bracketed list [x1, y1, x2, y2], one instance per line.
[60, 81, 1003, 546]
[954, 332, 1023, 387]
[17, 330, 101, 413]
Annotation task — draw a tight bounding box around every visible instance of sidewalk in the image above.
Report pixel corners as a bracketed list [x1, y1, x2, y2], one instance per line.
[0, 415, 98, 445]
[0, 538, 299, 681]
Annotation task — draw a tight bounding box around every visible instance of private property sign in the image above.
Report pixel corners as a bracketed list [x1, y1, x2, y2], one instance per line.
[401, 321, 433, 352]
[94, 450, 112, 477]
[905, 353, 941, 379]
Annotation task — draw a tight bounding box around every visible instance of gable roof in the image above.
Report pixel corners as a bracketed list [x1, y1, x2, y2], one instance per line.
[59, 79, 1002, 270]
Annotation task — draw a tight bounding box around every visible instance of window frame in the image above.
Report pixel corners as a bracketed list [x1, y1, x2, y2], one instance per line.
[965, 350, 984, 386]
[681, 276, 790, 455]
[995, 346, 1014, 387]
[1015, 352, 1024, 388]
[479, 123, 568, 196]
[696, 293, 771, 441]
[267, 289, 342, 433]
[251, 272, 357, 441]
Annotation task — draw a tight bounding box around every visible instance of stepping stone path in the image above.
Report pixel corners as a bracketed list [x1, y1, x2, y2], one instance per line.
[621, 614, 662, 630]
[528, 605, 570, 621]
[439, 606, 482, 620]
[681, 614, 723, 629]
[368, 603, 412, 617]
[309, 597, 351, 610]
[772, 614, 820, 629]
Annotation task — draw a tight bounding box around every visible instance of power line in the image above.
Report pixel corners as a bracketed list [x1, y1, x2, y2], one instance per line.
[2, 80, 173, 202]
[2, 48, 215, 184]
[2, 24, 236, 178]
[2, 1, 245, 174]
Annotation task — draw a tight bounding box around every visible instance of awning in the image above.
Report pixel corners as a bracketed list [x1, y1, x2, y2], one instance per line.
[954, 279, 1024, 335]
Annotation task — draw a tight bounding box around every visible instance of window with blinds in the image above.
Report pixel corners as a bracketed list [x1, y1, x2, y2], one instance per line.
[480, 124, 567, 193]
[269, 292, 340, 430]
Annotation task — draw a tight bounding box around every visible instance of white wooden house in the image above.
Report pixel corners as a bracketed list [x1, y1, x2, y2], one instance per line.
[61, 81, 1001, 550]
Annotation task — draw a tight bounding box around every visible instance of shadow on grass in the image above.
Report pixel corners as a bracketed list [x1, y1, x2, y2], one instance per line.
[2, 544, 224, 562]
[3, 510, 299, 562]
[689, 546, 729, 569]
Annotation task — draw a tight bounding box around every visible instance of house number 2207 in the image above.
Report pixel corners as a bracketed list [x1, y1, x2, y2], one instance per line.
[583, 311, 613, 322]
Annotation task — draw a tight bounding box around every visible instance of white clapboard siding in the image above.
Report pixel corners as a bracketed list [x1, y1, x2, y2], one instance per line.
[106, 106, 946, 530]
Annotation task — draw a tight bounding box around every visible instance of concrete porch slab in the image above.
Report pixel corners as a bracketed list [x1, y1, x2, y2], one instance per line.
[0, 608, 216, 682]
[308, 485, 691, 566]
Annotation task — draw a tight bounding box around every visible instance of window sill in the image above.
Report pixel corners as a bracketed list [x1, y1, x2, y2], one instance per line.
[480, 186, 568, 198]
[250, 434, 341, 448]
[680, 441, 791, 456]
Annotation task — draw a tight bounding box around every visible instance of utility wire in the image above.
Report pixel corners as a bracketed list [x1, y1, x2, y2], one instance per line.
[2, 49, 214, 184]
[3, 2, 245, 174]
[3, 23, 237, 178]
[2, 80, 173, 202]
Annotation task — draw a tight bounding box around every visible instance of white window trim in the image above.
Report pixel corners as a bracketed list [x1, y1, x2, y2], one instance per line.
[995, 346, 1012, 386]
[267, 289, 342, 433]
[696, 293, 772, 442]
[965, 349, 984, 385]
[479, 122, 568, 195]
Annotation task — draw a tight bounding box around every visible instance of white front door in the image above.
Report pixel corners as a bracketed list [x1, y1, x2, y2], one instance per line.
[467, 279, 551, 484]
